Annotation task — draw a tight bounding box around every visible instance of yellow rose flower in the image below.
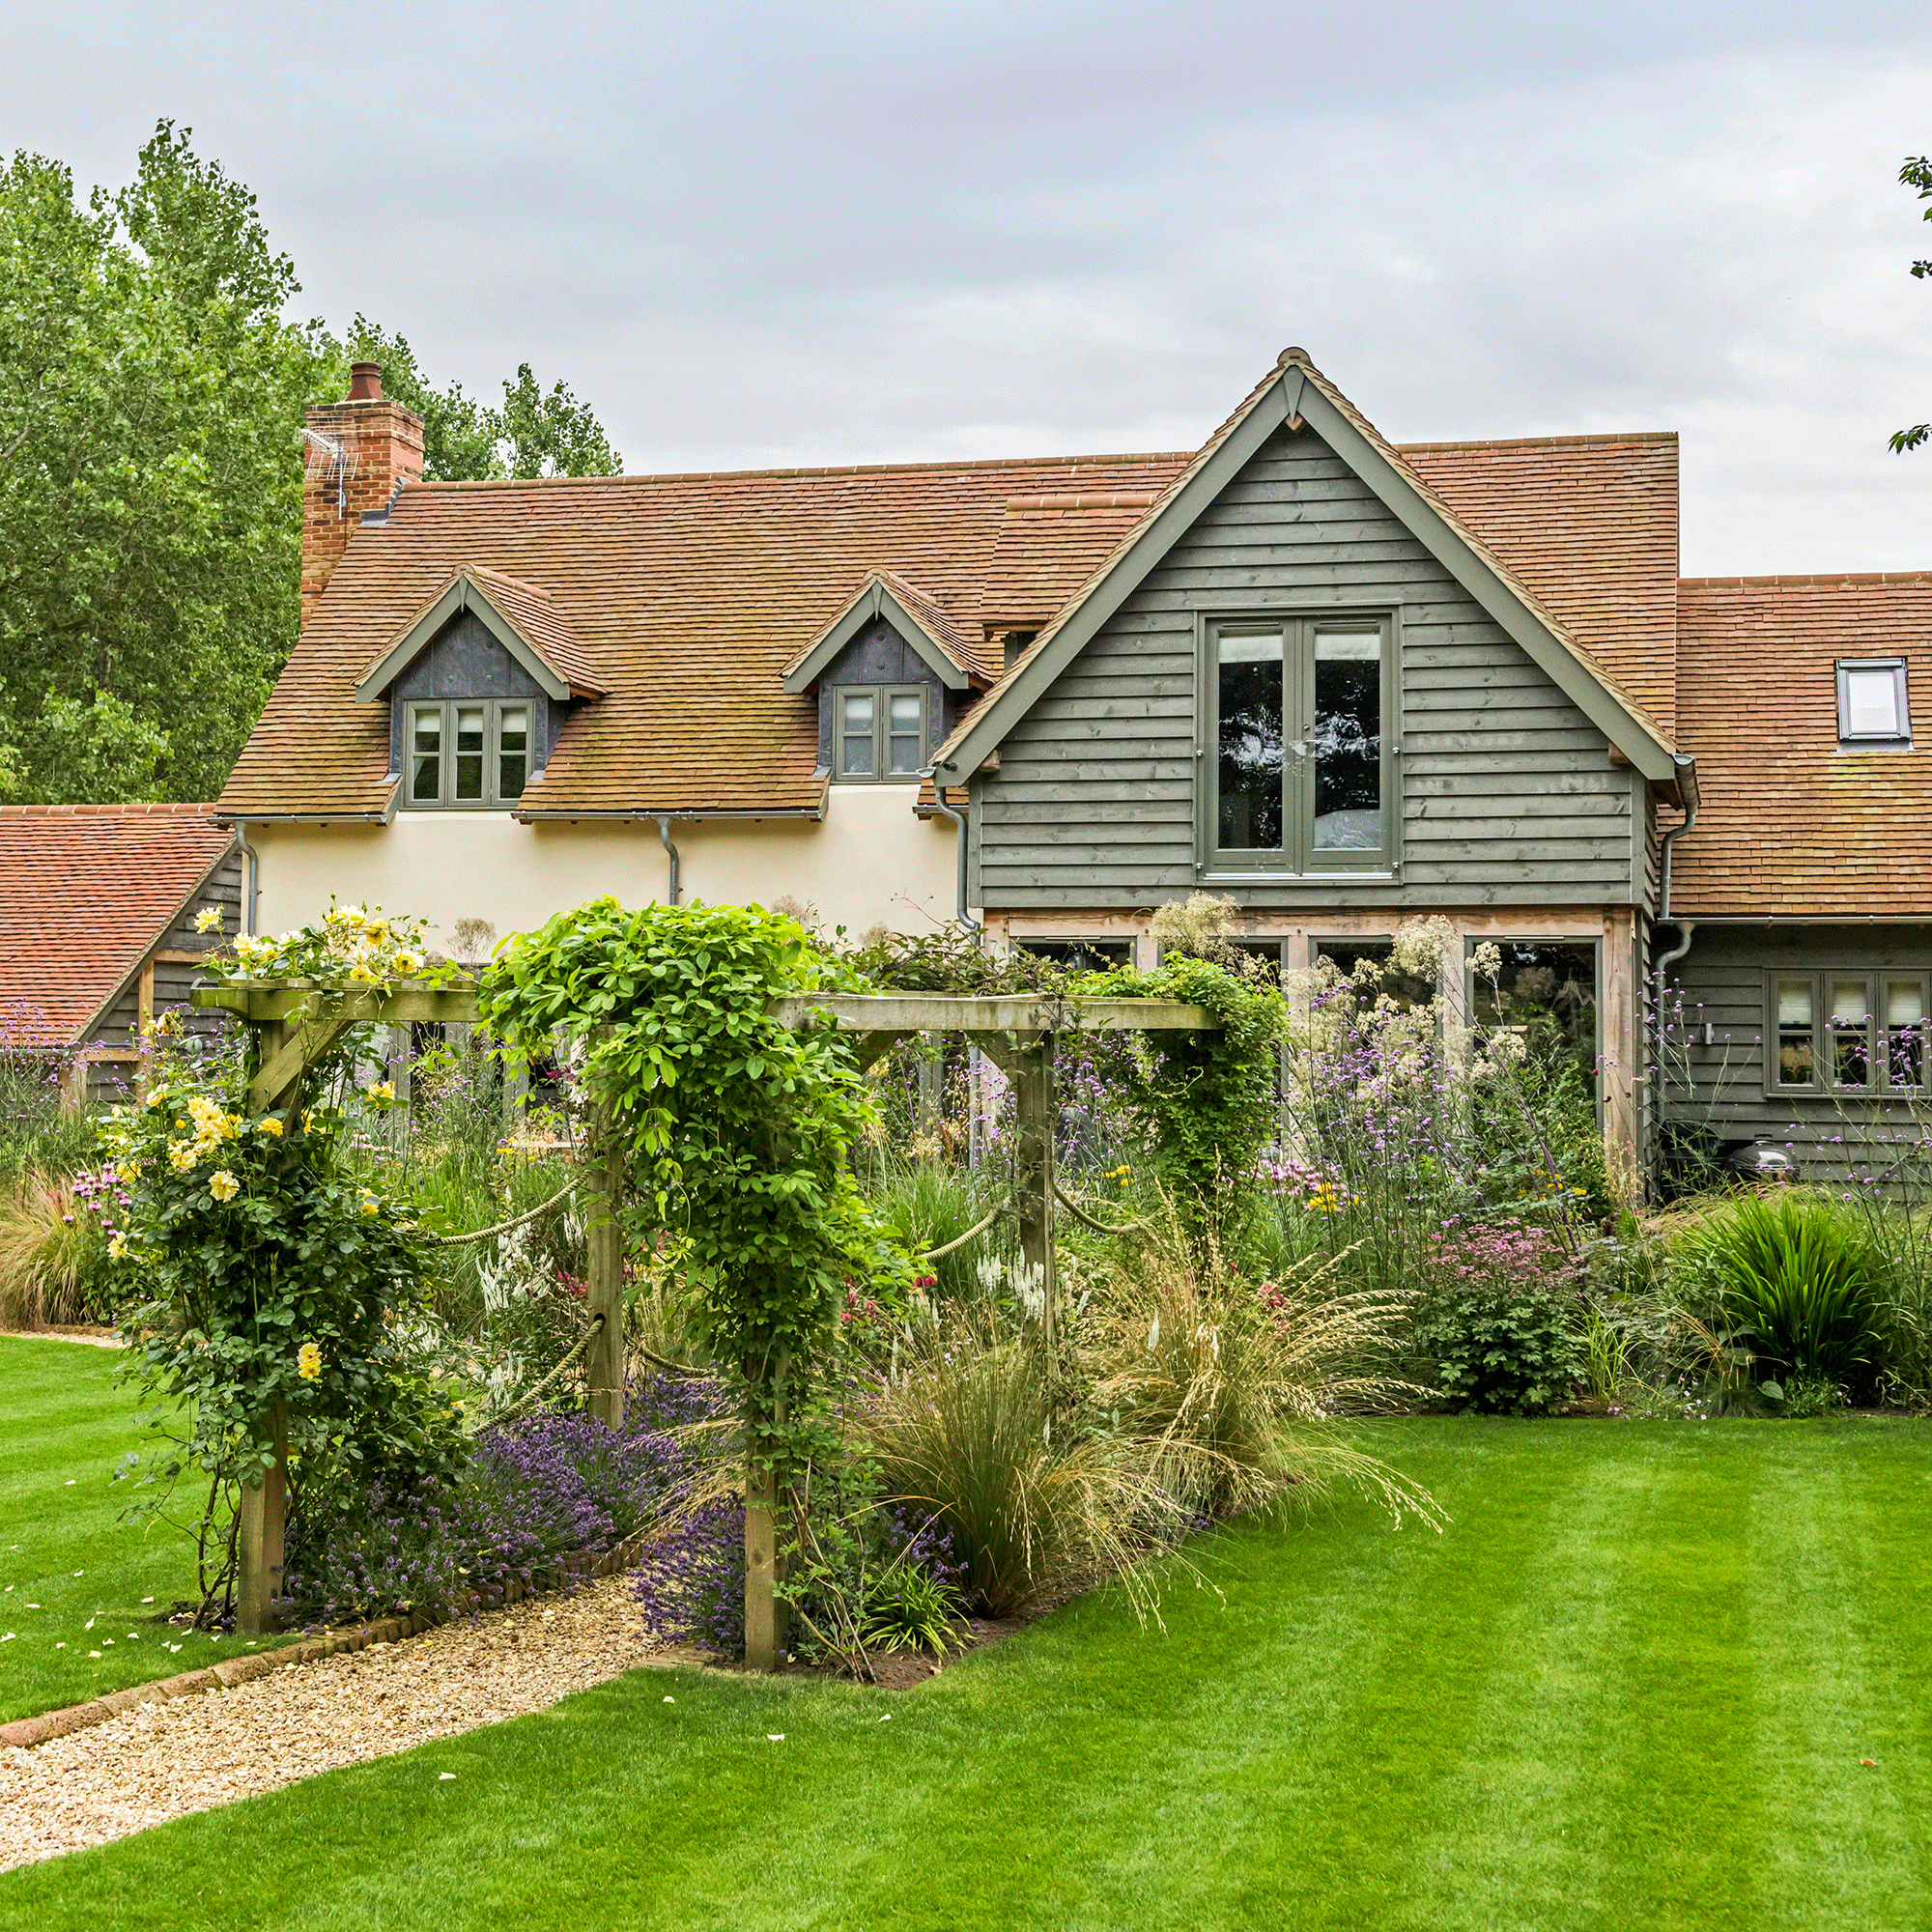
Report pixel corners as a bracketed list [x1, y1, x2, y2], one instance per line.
[366, 1080, 395, 1103]
[168, 1141, 197, 1173]
[209, 1170, 241, 1203]
[348, 962, 378, 983]
[107, 1234, 128, 1261]
[194, 905, 224, 934]
[359, 1195, 380, 1216]
[297, 1342, 323, 1380]
[390, 952, 421, 978]
[257, 1116, 284, 1137]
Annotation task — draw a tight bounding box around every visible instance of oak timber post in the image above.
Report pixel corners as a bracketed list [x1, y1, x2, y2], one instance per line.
[235, 1397, 288, 1634]
[583, 1097, 626, 1431]
[1013, 1032, 1057, 1348]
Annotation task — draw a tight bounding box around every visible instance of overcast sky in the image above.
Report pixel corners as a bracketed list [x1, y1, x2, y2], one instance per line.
[4, 0, 1929, 573]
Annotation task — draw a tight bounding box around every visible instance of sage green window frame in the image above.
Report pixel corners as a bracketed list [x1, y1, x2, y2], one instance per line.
[404, 698, 532, 810]
[1762, 969, 1932, 1097]
[832, 684, 927, 783]
[1197, 611, 1399, 878]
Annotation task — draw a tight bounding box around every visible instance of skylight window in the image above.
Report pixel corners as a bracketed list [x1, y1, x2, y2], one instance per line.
[1836, 658, 1911, 748]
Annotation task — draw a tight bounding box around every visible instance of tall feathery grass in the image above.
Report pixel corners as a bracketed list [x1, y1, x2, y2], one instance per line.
[0, 1173, 96, 1328]
[1085, 1217, 1439, 1521]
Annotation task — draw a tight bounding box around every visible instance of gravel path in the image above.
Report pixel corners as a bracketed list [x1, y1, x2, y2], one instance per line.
[0, 1572, 697, 1872]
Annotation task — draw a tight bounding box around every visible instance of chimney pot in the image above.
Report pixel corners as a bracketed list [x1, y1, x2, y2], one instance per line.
[348, 361, 383, 402]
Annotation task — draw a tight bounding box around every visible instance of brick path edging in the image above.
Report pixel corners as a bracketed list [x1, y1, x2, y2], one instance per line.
[0, 1527, 654, 1751]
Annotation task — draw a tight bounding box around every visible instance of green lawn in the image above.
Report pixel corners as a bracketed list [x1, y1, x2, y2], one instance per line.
[0, 1337, 309, 1721]
[4, 1416, 1929, 1928]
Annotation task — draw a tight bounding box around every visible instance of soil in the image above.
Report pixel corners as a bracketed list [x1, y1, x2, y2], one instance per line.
[775, 1612, 1035, 1690]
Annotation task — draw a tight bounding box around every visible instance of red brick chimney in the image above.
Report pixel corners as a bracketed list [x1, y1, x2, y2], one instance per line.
[301, 364, 425, 629]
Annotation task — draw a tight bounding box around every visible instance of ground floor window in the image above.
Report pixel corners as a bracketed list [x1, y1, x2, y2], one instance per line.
[1470, 941, 1600, 1088]
[1765, 970, 1930, 1095]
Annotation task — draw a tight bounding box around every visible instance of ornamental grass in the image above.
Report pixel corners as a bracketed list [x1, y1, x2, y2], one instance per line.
[0, 1171, 97, 1329]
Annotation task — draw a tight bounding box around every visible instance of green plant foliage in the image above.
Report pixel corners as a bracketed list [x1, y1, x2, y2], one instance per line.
[477, 897, 910, 1473]
[0, 124, 340, 803]
[104, 1044, 467, 1520]
[1086, 955, 1284, 1235]
[1413, 1283, 1585, 1416]
[1674, 1192, 1884, 1382]
[344, 316, 623, 482]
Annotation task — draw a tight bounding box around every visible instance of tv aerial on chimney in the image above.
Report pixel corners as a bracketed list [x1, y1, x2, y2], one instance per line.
[302, 426, 358, 519]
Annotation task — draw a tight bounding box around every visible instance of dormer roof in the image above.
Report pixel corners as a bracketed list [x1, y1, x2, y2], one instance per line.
[782, 570, 986, 692]
[355, 564, 609, 703]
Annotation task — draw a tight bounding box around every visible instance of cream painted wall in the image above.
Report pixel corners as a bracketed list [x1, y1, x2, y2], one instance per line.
[247, 784, 964, 947]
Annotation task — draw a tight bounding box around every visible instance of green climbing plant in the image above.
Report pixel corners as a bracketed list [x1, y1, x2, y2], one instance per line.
[475, 897, 912, 1477]
[1086, 955, 1284, 1237]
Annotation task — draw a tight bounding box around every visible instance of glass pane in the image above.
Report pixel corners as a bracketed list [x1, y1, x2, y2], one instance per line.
[1889, 980, 1925, 1087]
[888, 693, 923, 774]
[455, 705, 485, 801]
[840, 692, 874, 777]
[1776, 978, 1814, 1087]
[498, 706, 528, 801]
[1473, 942, 1599, 1087]
[1845, 668, 1899, 736]
[411, 708, 440, 802]
[1830, 977, 1871, 1086]
[1312, 630, 1382, 850]
[1216, 632, 1283, 851]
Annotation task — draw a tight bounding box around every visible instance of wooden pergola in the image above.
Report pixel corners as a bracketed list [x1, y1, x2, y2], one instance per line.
[194, 979, 1217, 1653]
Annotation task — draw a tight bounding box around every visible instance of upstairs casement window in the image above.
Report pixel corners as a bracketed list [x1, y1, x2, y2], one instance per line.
[1206, 615, 1393, 873]
[1836, 658, 1912, 749]
[834, 686, 926, 782]
[1767, 971, 1932, 1095]
[408, 700, 530, 809]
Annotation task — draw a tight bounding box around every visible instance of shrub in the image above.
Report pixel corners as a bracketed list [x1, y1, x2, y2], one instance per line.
[1412, 1220, 1586, 1415]
[1673, 1192, 1883, 1384]
[287, 1376, 712, 1625]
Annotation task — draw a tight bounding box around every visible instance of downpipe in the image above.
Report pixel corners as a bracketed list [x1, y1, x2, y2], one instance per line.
[1650, 754, 1700, 1190]
[920, 759, 981, 934]
[655, 814, 682, 906]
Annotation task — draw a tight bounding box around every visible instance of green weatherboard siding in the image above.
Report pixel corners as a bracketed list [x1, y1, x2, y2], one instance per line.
[4, 1419, 1929, 1930]
[973, 422, 1647, 914]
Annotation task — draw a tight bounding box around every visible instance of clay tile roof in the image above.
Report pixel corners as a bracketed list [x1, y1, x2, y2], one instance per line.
[0, 805, 233, 1039]
[462, 566, 610, 696]
[1400, 434, 1680, 738]
[224, 453, 1190, 819]
[1672, 575, 1932, 918]
[981, 492, 1163, 627]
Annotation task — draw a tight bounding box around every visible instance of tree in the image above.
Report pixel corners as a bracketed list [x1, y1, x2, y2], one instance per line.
[1889, 156, 1932, 454]
[342, 316, 500, 483]
[0, 125, 628, 806]
[0, 124, 339, 804]
[344, 319, 622, 482]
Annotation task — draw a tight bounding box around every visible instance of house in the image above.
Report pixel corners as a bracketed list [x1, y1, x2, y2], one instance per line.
[218, 353, 1932, 1181]
[0, 805, 241, 1101]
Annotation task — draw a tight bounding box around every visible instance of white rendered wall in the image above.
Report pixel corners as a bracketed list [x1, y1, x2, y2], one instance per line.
[247, 784, 963, 950]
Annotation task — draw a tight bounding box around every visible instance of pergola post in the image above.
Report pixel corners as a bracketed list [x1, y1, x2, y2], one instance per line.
[1012, 1033, 1058, 1346]
[235, 1398, 288, 1634]
[583, 1098, 626, 1430]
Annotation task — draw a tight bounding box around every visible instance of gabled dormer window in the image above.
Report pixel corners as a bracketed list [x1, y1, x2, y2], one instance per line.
[834, 686, 928, 781]
[409, 700, 530, 807]
[1836, 658, 1911, 749]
